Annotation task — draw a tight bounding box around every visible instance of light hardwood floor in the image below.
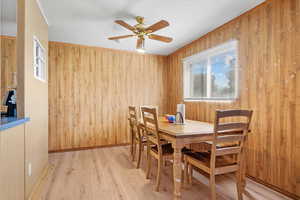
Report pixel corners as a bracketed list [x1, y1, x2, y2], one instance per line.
[36, 146, 292, 200]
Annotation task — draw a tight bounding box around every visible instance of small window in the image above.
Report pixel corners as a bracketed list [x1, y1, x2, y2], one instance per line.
[33, 36, 46, 81]
[183, 40, 238, 101]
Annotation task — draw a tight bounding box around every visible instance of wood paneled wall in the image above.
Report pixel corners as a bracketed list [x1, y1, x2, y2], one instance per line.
[0, 38, 167, 151]
[0, 36, 16, 102]
[48, 42, 168, 151]
[166, 0, 300, 198]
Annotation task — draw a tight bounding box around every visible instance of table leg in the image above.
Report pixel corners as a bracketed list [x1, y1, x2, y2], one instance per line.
[172, 142, 183, 200]
[130, 129, 134, 159]
[241, 136, 248, 191]
[240, 154, 247, 192]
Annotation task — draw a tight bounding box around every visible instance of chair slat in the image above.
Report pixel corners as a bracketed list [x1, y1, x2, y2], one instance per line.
[145, 127, 156, 135]
[186, 155, 211, 174]
[144, 117, 156, 125]
[217, 109, 253, 118]
[217, 122, 247, 132]
[216, 135, 244, 143]
[215, 164, 239, 175]
[215, 146, 241, 156]
[148, 135, 158, 144]
[129, 113, 136, 118]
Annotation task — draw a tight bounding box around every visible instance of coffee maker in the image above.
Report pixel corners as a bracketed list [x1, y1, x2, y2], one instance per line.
[1, 90, 17, 117]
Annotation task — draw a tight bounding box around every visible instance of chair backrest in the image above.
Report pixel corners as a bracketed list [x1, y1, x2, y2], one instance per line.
[141, 107, 161, 146]
[128, 106, 138, 125]
[128, 106, 141, 140]
[139, 105, 158, 122]
[211, 109, 253, 168]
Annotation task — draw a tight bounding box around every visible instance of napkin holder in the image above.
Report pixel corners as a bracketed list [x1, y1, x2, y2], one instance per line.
[175, 104, 185, 124]
[175, 112, 184, 124]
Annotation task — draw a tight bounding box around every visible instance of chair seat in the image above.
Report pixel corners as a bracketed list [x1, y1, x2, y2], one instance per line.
[181, 147, 192, 153]
[184, 151, 237, 168]
[151, 143, 174, 155]
[189, 142, 236, 154]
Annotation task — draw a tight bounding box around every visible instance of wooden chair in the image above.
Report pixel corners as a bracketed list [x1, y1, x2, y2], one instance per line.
[128, 106, 147, 168]
[141, 107, 174, 192]
[183, 109, 253, 200]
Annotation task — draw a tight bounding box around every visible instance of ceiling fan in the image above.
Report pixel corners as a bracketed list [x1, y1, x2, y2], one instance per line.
[108, 16, 173, 53]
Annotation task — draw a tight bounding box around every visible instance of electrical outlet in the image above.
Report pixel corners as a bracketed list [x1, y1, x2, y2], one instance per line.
[28, 163, 32, 176]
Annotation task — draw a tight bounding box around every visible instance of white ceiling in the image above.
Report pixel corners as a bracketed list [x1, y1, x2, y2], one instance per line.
[0, 0, 17, 36]
[1, 0, 265, 55]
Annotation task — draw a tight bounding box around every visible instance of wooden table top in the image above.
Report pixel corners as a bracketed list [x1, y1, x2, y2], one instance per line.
[138, 117, 215, 138]
[157, 119, 214, 138]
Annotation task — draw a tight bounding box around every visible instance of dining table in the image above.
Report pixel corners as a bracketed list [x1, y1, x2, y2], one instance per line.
[136, 117, 248, 200]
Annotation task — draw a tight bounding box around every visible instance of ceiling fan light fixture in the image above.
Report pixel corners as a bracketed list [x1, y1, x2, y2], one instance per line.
[136, 38, 145, 53]
[136, 48, 145, 53]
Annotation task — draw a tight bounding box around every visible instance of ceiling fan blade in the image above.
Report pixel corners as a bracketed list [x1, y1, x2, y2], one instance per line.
[136, 38, 143, 49]
[115, 20, 136, 32]
[146, 20, 169, 33]
[148, 34, 173, 43]
[108, 35, 135, 40]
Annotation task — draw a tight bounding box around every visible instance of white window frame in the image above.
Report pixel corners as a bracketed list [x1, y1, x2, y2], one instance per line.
[183, 40, 239, 102]
[33, 36, 47, 82]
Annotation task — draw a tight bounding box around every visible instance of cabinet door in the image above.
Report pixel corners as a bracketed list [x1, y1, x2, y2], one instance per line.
[0, 125, 25, 200]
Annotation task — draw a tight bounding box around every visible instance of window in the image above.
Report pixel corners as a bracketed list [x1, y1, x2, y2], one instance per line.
[33, 36, 46, 81]
[183, 40, 238, 101]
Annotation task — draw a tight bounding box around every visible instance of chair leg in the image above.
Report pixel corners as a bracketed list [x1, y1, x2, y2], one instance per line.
[130, 140, 133, 157]
[146, 154, 152, 179]
[132, 140, 136, 161]
[236, 170, 243, 200]
[155, 158, 163, 191]
[141, 143, 145, 152]
[188, 163, 193, 185]
[184, 158, 188, 187]
[136, 141, 142, 169]
[210, 174, 216, 200]
[163, 158, 166, 167]
[130, 131, 134, 157]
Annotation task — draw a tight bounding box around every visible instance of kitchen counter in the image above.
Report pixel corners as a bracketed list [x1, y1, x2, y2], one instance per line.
[0, 117, 30, 131]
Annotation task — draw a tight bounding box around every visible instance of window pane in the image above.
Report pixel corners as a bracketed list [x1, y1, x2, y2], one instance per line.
[35, 65, 39, 77]
[210, 50, 236, 98]
[39, 47, 43, 59]
[33, 38, 46, 81]
[190, 61, 207, 98]
[36, 44, 40, 57]
[35, 57, 39, 65]
[42, 62, 45, 80]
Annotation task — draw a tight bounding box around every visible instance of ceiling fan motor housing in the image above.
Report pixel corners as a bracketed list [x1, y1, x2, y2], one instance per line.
[135, 16, 145, 25]
[108, 16, 173, 51]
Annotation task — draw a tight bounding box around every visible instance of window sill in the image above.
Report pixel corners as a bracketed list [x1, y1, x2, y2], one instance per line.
[34, 75, 47, 83]
[183, 98, 237, 103]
